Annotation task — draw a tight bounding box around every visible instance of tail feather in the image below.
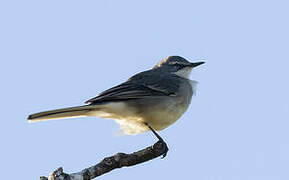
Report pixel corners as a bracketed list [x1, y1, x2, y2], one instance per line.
[28, 105, 97, 122]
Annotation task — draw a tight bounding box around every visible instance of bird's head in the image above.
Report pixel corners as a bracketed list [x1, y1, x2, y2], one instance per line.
[153, 56, 205, 78]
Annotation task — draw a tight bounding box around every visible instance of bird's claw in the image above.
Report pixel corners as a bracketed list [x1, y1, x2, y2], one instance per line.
[145, 122, 169, 158]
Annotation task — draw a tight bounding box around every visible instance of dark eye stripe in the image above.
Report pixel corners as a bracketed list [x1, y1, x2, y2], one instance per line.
[176, 64, 185, 70]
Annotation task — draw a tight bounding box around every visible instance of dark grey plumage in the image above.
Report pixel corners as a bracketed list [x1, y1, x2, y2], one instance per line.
[85, 56, 199, 104]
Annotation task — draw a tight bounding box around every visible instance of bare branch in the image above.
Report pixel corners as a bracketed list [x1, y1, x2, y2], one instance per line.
[40, 140, 168, 180]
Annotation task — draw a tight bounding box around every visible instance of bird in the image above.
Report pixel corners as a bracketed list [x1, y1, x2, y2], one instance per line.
[28, 56, 204, 140]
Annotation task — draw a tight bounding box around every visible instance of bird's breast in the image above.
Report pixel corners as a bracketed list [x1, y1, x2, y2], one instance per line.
[143, 95, 191, 131]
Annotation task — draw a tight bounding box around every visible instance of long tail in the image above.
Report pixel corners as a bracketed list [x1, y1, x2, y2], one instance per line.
[28, 105, 97, 122]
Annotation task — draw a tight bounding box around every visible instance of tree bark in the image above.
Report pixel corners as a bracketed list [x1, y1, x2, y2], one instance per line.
[40, 140, 168, 180]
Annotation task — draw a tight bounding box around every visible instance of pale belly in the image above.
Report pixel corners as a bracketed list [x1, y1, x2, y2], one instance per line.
[87, 97, 190, 135]
[142, 101, 189, 131]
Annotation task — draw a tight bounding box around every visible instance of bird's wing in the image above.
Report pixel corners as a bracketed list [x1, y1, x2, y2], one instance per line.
[85, 70, 182, 104]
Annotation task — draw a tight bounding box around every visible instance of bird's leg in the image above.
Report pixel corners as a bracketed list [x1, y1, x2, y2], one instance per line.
[144, 122, 163, 141]
[144, 122, 169, 158]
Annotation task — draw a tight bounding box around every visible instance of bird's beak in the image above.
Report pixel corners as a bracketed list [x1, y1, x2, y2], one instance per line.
[189, 61, 205, 68]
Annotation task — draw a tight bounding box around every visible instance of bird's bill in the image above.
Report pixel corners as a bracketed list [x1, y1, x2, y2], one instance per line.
[189, 61, 205, 68]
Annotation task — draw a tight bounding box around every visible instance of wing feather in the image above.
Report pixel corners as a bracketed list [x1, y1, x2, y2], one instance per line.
[85, 70, 182, 104]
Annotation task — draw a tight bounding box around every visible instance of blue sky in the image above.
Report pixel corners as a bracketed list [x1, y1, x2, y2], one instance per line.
[1, 0, 289, 179]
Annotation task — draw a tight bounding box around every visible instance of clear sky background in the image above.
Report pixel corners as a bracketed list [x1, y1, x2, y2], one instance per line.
[1, 0, 288, 179]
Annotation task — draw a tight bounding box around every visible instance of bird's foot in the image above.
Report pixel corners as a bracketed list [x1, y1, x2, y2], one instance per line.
[154, 139, 169, 158]
[144, 122, 169, 158]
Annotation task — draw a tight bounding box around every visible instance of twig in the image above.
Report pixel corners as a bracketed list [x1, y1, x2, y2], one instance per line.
[40, 140, 168, 180]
